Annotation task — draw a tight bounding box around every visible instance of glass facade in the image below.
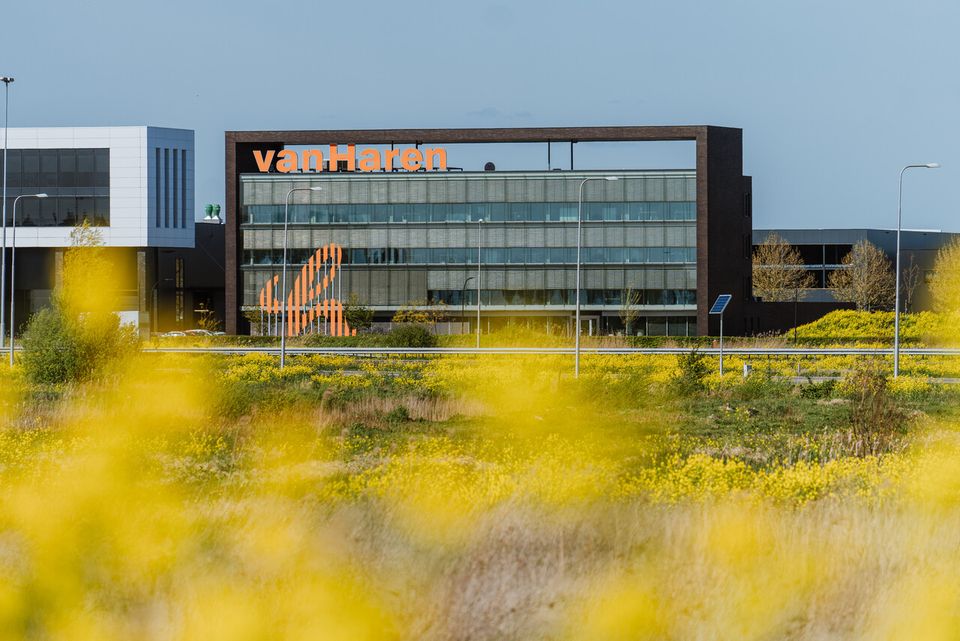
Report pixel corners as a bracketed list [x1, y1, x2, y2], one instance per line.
[239, 170, 698, 335]
[0, 148, 110, 226]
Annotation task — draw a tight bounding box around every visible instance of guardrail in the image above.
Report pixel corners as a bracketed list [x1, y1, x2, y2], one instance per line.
[140, 346, 960, 356]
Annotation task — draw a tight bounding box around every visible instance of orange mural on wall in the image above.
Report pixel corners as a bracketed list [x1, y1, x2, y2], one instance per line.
[257, 242, 357, 337]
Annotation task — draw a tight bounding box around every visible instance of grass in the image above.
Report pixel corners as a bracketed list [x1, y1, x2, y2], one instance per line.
[2, 349, 960, 639]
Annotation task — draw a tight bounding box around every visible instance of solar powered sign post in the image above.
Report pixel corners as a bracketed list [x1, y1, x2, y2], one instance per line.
[709, 294, 732, 376]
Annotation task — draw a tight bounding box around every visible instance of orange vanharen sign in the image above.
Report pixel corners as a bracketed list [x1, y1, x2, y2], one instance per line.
[258, 242, 356, 338]
[253, 145, 448, 173]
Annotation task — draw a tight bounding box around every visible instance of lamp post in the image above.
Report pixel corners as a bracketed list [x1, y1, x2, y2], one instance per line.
[280, 185, 321, 369]
[575, 176, 618, 378]
[460, 275, 474, 331]
[894, 163, 939, 378]
[9, 192, 45, 366]
[1, 76, 13, 350]
[476, 218, 483, 349]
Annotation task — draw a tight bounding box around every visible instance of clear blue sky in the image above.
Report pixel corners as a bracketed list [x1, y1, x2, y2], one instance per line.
[3, 0, 958, 230]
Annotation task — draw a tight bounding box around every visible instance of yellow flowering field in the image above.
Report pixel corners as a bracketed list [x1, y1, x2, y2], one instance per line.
[2, 347, 960, 640]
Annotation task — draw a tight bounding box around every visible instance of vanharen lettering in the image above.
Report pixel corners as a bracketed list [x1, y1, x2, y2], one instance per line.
[253, 145, 447, 173]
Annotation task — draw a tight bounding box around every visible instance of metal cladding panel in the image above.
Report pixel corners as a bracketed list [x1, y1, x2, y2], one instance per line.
[368, 180, 389, 204]
[409, 228, 427, 245]
[505, 230, 525, 248]
[427, 180, 447, 203]
[409, 180, 427, 202]
[427, 271, 445, 289]
[686, 226, 697, 246]
[665, 226, 686, 247]
[291, 229, 310, 248]
[350, 181, 370, 203]
[466, 180, 485, 201]
[484, 226, 506, 246]
[391, 227, 411, 248]
[526, 178, 545, 201]
[484, 178, 506, 202]
[506, 179, 525, 201]
[389, 180, 409, 203]
[525, 270, 546, 288]
[607, 270, 624, 288]
[348, 227, 368, 247]
[584, 227, 604, 246]
[526, 227, 545, 246]
[546, 269, 565, 288]
[645, 269, 665, 288]
[685, 177, 697, 201]
[605, 226, 626, 247]
[645, 226, 665, 245]
[367, 228, 389, 247]
[686, 269, 697, 288]
[369, 270, 390, 302]
[388, 271, 407, 304]
[584, 270, 604, 289]
[446, 179, 467, 201]
[544, 179, 566, 202]
[506, 270, 525, 289]
[624, 227, 644, 246]
[445, 228, 467, 247]
[625, 178, 645, 201]
[623, 269, 647, 289]
[666, 270, 686, 288]
[645, 177, 665, 201]
[545, 228, 566, 247]
[485, 269, 505, 288]
[665, 177, 686, 201]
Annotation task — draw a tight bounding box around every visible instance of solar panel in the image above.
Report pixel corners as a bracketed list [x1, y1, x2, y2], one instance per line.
[709, 294, 732, 315]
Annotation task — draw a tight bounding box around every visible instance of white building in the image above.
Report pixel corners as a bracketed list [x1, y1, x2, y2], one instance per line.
[0, 126, 197, 334]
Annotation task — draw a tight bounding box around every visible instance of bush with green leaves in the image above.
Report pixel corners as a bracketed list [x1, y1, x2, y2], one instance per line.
[387, 324, 437, 348]
[20, 304, 139, 385]
[670, 350, 710, 395]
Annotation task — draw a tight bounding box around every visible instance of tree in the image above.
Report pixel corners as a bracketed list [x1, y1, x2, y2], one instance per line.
[828, 240, 895, 311]
[21, 220, 138, 383]
[343, 292, 374, 332]
[929, 237, 960, 316]
[392, 299, 449, 325]
[752, 233, 815, 301]
[619, 288, 642, 335]
[901, 255, 922, 313]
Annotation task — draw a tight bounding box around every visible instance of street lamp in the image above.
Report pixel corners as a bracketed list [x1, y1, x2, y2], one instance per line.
[1, 76, 14, 350]
[575, 176, 618, 378]
[460, 275, 474, 330]
[476, 218, 483, 349]
[894, 162, 940, 378]
[280, 185, 322, 369]
[9, 192, 45, 366]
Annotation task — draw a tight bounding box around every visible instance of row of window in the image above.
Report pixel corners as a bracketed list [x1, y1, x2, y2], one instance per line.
[155, 148, 188, 229]
[427, 289, 697, 307]
[0, 148, 109, 192]
[242, 201, 697, 225]
[2, 195, 109, 227]
[242, 246, 696, 266]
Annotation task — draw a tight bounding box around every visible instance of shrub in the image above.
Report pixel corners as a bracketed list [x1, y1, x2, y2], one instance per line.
[842, 360, 907, 456]
[670, 350, 710, 395]
[387, 324, 437, 348]
[20, 305, 138, 385]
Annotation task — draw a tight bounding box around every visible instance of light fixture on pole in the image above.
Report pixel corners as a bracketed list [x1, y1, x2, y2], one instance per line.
[476, 218, 483, 349]
[0, 76, 14, 350]
[280, 185, 321, 369]
[575, 176, 618, 378]
[9, 192, 45, 366]
[460, 275, 474, 331]
[894, 162, 940, 378]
